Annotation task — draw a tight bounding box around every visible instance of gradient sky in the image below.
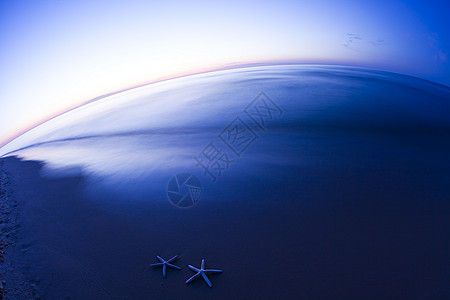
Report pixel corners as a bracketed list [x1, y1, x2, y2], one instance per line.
[0, 0, 449, 147]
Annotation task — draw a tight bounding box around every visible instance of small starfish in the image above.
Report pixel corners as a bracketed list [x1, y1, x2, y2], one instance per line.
[150, 255, 181, 278]
[186, 259, 222, 287]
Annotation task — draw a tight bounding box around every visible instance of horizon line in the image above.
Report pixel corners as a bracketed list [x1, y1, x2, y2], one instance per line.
[1, 60, 447, 150]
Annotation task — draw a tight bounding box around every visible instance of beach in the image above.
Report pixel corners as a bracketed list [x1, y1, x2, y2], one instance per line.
[0, 66, 449, 299]
[1, 143, 450, 299]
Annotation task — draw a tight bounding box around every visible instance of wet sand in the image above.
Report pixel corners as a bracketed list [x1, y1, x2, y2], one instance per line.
[1, 144, 450, 300]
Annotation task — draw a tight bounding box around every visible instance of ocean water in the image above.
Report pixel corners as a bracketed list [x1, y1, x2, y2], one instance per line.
[1, 65, 450, 299]
[1, 65, 449, 201]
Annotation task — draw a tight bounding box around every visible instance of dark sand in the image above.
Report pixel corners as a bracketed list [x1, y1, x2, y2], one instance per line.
[1, 142, 450, 300]
[0, 159, 35, 299]
[1, 66, 450, 299]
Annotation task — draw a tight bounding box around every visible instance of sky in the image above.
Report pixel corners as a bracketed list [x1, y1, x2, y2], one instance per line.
[0, 0, 449, 148]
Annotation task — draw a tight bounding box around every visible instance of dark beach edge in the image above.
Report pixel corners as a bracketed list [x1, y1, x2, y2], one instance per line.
[0, 157, 39, 299]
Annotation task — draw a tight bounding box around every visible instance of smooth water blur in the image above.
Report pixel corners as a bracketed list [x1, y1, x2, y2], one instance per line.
[2, 65, 450, 299]
[1, 65, 449, 203]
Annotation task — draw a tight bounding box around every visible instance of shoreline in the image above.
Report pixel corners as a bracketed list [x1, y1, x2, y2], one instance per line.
[0, 158, 39, 299]
[1, 136, 450, 299]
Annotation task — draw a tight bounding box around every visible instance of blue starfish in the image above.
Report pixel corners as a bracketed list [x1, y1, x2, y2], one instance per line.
[150, 255, 181, 278]
[186, 259, 222, 287]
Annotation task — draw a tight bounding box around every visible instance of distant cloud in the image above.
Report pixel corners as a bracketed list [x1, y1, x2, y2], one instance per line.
[437, 50, 447, 62]
[407, 33, 448, 63]
[342, 33, 386, 51]
[428, 36, 448, 62]
[342, 33, 363, 48]
[370, 39, 386, 46]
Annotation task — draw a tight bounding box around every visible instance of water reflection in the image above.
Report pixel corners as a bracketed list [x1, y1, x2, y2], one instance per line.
[2, 65, 449, 204]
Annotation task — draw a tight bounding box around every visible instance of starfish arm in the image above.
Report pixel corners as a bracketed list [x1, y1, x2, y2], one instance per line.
[185, 272, 201, 284]
[166, 263, 181, 270]
[163, 264, 167, 278]
[188, 265, 200, 272]
[205, 269, 222, 273]
[167, 255, 178, 263]
[201, 272, 213, 287]
[150, 263, 164, 267]
[156, 256, 165, 263]
[201, 259, 205, 270]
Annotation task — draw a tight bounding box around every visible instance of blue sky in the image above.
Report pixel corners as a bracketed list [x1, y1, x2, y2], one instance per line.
[0, 0, 449, 147]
